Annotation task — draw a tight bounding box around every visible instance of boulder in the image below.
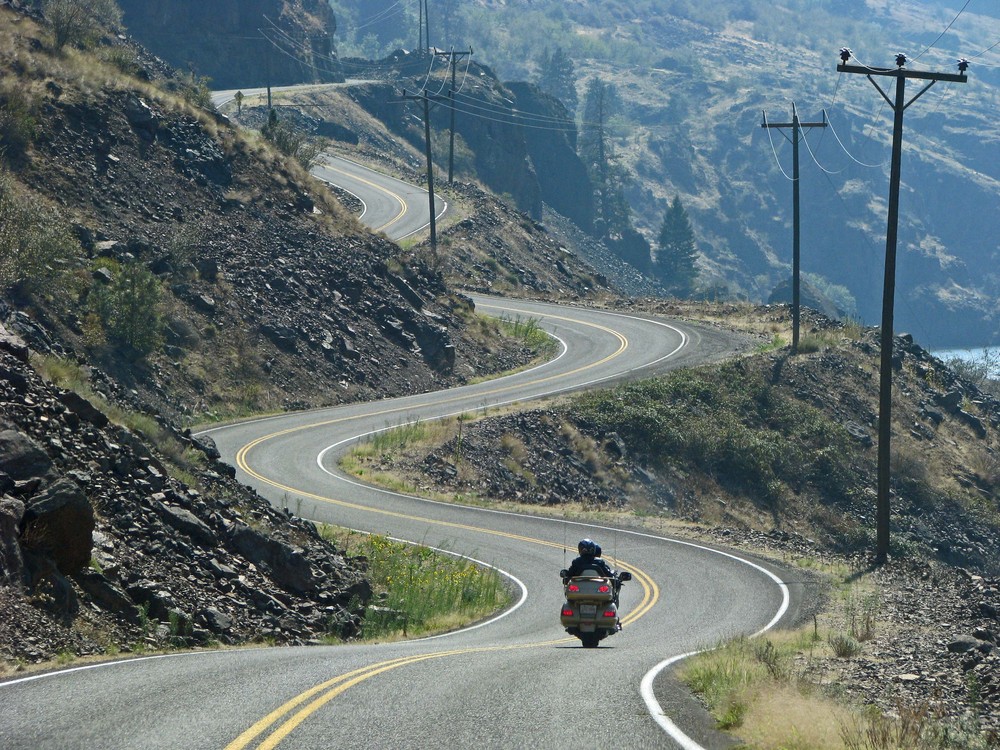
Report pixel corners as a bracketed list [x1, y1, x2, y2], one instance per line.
[0, 321, 30, 362]
[197, 607, 233, 634]
[152, 502, 216, 548]
[947, 636, 982, 653]
[126, 581, 177, 622]
[75, 569, 141, 623]
[56, 389, 109, 428]
[227, 523, 317, 595]
[0, 363, 29, 393]
[0, 429, 52, 481]
[188, 432, 221, 460]
[22, 549, 78, 618]
[22, 478, 94, 575]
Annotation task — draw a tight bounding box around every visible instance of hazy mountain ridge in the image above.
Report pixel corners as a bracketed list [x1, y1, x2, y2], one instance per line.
[325, 0, 1000, 347]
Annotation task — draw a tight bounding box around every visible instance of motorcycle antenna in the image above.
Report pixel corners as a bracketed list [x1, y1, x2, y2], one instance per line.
[562, 519, 567, 567]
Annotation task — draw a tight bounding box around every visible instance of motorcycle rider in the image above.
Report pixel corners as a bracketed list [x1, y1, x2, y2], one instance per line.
[565, 538, 614, 578]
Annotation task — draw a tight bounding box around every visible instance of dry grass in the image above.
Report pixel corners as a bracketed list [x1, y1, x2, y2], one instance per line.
[738, 685, 850, 750]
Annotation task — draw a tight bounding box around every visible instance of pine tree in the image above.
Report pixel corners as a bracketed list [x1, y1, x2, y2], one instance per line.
[536, 46, 577, 112]
[579, 78, 629, 237]
[655, 195, 699, 297]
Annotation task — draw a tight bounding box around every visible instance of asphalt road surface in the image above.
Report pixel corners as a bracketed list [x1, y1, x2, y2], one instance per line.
[210, 85, 446, 241]
[1, 298, 805, 750]
[0, 109, 805, 750]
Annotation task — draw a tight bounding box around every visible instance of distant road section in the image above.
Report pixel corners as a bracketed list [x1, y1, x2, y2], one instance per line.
[211, 85, 446, 241]
[311, 155, 446, 241]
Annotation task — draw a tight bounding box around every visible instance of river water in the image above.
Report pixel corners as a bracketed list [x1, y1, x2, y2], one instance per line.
[931, 346, 1000, 378]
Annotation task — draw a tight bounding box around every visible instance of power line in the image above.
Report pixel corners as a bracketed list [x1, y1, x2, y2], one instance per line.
[824, 109, 889, 169]
[354, 0, 409, 32]
[798, 124, 846, 176]
[762, 104, 828, 352]
[761, 111, 795, 182]
[912, 0, 973, 62]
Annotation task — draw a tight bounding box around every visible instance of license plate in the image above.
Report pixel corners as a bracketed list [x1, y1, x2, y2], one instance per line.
[580, 604, 597, 616]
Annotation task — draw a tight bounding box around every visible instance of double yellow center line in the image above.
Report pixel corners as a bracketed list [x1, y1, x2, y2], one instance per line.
[226, 554, 657, 750]
[224, 309, 658, 748]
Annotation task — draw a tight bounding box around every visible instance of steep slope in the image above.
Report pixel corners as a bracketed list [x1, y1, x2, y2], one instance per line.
[349, 304, 1000, 738]
[1, 329, 370, 663]
[1, 7, 548, 426]
[0, 4, 597, 665]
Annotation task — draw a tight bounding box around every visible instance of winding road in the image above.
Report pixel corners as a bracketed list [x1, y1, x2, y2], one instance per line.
[210, 87, 446, 242]
[0, 110, 805, 750]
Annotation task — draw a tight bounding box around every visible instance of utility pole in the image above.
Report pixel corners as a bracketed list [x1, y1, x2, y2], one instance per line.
[434, 48, 473, 183]
[836, 49, 968, 564]
[418, 0, 431, 54]
[761, 104, 827, 354]
[402, 89, 439, 255]
[264, 35, 273, 110]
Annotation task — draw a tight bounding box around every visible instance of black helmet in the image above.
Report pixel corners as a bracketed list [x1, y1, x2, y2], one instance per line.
[578, 538, 598, 556]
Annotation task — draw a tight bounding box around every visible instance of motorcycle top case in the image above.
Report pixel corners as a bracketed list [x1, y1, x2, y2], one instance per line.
[563, 576, 614, 602]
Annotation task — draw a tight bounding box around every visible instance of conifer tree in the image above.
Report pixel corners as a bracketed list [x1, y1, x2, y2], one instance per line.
[579, 78, 629, 238]
[536, 46, 577, 112]
[655, 195, 699, 297]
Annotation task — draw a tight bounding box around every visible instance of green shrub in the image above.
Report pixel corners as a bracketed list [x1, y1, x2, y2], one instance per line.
[41, 0, 123, 51]
[260, 109, 325, 169]
[828, 632, 862, 658]
[89, 261, 163, 357]
[98, 45, 141, 77]
[173, 70, 213, 110]
[0, 87, 38, 164]
[573, 363, 859, 507]
[0, 171, 76, 296]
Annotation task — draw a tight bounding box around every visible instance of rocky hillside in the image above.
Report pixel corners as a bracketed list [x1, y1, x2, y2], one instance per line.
[324, 0, 1000, 348]
[1, 324, 371, 664]
[0, 3, 610, 667]
[1, 5, 573, 427]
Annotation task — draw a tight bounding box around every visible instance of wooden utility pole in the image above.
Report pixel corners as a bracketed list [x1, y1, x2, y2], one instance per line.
[434, 48, 473, 183]
[761, 104, 827, 353]
[418, 0, 431, 54]
[402, 89, 438, 255]
[836, 49, 968, 564]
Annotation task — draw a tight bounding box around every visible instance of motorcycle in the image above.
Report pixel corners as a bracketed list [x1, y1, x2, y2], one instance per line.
[559, 567, 632, 648]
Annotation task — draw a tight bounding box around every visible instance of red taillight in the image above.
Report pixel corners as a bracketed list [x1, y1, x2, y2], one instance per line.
[567, 584, 580, 592]
[561, 608, 574, 617]
[603, 610, 617, 618]
[598, 584, 610, 593]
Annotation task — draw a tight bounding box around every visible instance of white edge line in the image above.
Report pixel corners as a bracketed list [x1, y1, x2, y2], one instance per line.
[313, 154, 445, 240]
[638, 542, 790, 750]
[0, 649, 215, 688]
[312, 172, 368, 222]
[368, 532, 529, 642]
[196, 302, 769, 745]
[395, 196, 449, 241]
[192, 324, 570, 438]
[0, 550, 527, 689]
